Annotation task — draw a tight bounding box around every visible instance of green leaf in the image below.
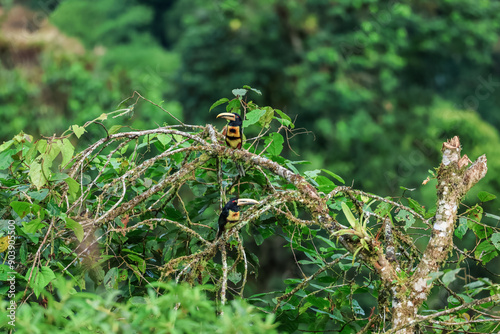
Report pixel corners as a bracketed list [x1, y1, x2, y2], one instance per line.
[264, 133, 284, 156]
[242, 85, 262, 95]
[341, 202, 357, 229]
[274, 117, 293, 128]
[72, 125, 86, 138]
[442, 268, 461, 287]
[306, 295, 330, 310]
[127, 254, 146, 273]
[321, 169, 345, 184]
[467, 207, 491, 239]
[474, 240, 498, 264]
[374, 201, 392, 218]
[467, 205, 483, 223]
[304, 169, 321, 179]
[209, 98, 229, 112]
[108, 125, 123, 135]
[352, 299, 365, 315]
[407, 198, 425, 216]
[226, 99, 241, 113]
[66, 218, 84, 242]
[228, 271, 242, 284]
[455, 217, 468, 239]
[27, 189, 50, 201]
[104, 267, 118, 290]
[0, 139, 14, 152]
[0, 264, 13, 281]
[23, 144, 37, 164]
[42, 148, 59, 170]
[97, 113, 108, 121]
[50, 173, 69, 181]
[29, 160, 49, 189]
[64, 177, 81, 201]
[36, 139, 47, 154]
[23, 219, 47, 234]
[20, 242, 27, 263]
[284, 278, 302, 285]
[275, 109, 292, 123]
[0, 149, 15, 169]
[258, 107, 274, 128]
[11, 201, 32, 218]
[485, 212, 500, 220]
[491, 233, 500, 251]
[58, 138, 75, 167]
[244, 109, 266, 127]
[157, 134, 172, 146]
[478, 191, 496, 202]
[316, 175, 335, 193]
[26, 266, 56, 298]
[253, 230, 265, 245]
[395, 210, 415, 230]
[232, 88, 248, 97]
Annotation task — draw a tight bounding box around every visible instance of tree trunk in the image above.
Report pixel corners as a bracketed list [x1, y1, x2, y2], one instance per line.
[389, 136, 487, 333]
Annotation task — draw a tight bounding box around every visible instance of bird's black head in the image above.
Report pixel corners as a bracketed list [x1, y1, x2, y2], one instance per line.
[223, 198, 240, 213]
[221, 197, 259, 215]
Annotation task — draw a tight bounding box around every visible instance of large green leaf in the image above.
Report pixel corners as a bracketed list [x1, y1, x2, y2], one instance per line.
[29, 160, 49, 189]
[245, 109, 266, 127]
[478, 191, 496, 202]
[264, 133, 284, 156]
[209, 98, 229, 112]
[66, 218, 84, 242]
[26, 266, 56, 298]
[10, 202, 32, 219]
[58, 138, 75, 167]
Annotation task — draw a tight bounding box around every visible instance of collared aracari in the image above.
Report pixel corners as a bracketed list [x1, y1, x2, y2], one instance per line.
[216, 198, 259, 239]
[217, 112, 246, 176]
[216, 112, 243, 149]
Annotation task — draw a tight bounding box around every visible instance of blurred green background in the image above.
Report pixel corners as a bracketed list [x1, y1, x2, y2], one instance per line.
[2, 0, 500, 210]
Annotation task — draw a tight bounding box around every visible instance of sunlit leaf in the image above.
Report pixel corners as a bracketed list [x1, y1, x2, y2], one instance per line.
[72, 125, 86, 138]
[232, 88, 248, 97]
[245, 109, 266, 127]
[209, 98, 229, 112]
[478, 191, 496, 202]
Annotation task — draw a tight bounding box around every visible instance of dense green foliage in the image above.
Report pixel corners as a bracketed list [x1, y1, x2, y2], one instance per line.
[1, 89, 500, 332]
[0, 278, 276, 333]
[2, 1, 500, 332]
[2, 0, 500, 202]
[163, 0, 500, 200]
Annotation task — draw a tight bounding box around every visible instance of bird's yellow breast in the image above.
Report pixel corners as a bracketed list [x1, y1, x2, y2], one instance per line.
[227, 210, 240, 222]
[226, 126, 241, 138]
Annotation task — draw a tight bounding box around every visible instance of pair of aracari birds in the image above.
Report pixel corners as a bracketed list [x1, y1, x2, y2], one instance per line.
[215, 112, 258, 240]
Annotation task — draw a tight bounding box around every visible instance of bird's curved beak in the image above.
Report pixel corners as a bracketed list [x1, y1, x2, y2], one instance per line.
[237, 198, 259, 206]
[217, 113, 236, 121]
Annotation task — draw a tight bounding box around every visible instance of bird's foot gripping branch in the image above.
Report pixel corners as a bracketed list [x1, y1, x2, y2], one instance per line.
[1, 90, 499, 333]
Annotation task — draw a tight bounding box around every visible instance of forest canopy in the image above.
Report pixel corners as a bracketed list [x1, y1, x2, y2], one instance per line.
[1, 1, 500, 333]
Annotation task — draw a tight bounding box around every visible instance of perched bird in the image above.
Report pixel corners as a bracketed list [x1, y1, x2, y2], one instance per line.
[216, 112, 243, 149]
[217, 112, 246, 176]
[216, 198, 259, 239]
